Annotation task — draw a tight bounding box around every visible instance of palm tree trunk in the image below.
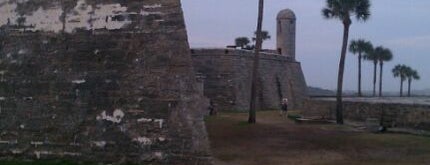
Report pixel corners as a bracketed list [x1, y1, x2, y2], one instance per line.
[358, 53, 362, 97]
[379, 62, 383, 97]
[400, 79, 404, 97]
[408, 79, 412, 97]
[372, 61, 377, 97]
[249, 0, 264, 124]
[61, 5, 67, 33]
[335, 21, 350, 125]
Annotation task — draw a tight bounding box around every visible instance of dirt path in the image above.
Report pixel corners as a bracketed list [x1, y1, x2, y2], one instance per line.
[206, 111, 430, 165]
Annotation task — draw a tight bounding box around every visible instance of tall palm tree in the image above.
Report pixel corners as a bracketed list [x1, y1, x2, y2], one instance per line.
[364, 47, 378, 96]
[249, 0, 264, 124]
[374, 46, 393, 97]
[349, 39, 373, 97]
[392, 64, 408, 97]
[0, 28, 3, 52]
[406, 69, 420, 97]
[322, 0, 371, 124]
[235, 37, 251, 49]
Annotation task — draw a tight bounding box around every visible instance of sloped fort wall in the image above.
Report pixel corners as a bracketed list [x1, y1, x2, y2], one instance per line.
[191, 48, 308, 111]
[0, 0, 210, 164]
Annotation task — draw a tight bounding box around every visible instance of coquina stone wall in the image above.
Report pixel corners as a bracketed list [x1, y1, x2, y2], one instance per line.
[304, 98, 430, 130]
[191, 48, 308, 111]
[0, 0, 211, 164]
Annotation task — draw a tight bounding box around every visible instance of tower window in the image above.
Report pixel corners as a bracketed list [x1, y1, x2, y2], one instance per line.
[278, 21, 282, 32]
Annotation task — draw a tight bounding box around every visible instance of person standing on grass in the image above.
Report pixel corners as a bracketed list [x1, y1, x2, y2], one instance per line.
[280, 98, 288, 117]
[208, 100, 217, 116]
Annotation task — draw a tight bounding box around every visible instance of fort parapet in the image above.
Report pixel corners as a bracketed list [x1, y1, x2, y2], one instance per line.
[191, 48, 308, 111]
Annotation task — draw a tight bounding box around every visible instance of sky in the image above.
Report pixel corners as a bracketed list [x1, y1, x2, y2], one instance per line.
[181, 0, 430, 92]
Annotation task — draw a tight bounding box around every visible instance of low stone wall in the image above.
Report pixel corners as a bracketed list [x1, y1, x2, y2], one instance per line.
[304, 98, 430, 130]
[191, 48, 308, 112]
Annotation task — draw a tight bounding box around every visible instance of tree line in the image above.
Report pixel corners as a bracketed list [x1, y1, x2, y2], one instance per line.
[323, 0, 421, 124]
[234, 31, 271, 50]
[247, 0, 422, 124]
[349, 40, 420, 97]
[392, 64, 420, 97]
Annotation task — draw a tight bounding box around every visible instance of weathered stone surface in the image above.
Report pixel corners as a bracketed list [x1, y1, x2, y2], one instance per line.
[304, 98, 430, 130]
[0, 0, 211, 164]
[191, 48, 308, 111]
[277, 8, 296, 59]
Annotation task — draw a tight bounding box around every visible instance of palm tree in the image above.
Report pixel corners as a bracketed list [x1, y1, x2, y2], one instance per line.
[0, 28, 4, 52]
[17, 16, 26, 31]
[235, 37, 251, 49]
[349, 39, 373, 97]
[406, 69, 420, 97]
[364, 47, 378, 96]
[322, 0, 371, 124]
[252, 30, 271, 43]
[249, 0, 264, 124]
[392, 64, 409, 97]
[374, 46, 393, 97]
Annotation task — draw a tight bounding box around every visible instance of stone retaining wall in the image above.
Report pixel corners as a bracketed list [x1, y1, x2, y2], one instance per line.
[304, 98, 430, 130]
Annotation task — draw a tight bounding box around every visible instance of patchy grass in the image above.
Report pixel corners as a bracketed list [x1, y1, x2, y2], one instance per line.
[0, 160, 97, 165]
[0, 160, 141, 165]
[206, 111, 430, 165]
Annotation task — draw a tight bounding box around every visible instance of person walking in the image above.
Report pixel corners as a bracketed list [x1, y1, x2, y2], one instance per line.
[280, 98, 289, 118]
[208, 100, 217, 116]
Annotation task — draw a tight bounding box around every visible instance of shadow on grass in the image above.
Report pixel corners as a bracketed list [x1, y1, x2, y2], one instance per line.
[0, 160, 94, 165]
[206, 111, 430, 165]
[0, 160, 139, 165]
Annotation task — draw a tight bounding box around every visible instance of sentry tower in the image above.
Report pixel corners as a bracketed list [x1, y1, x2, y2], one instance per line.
[277, 9, 296, 60]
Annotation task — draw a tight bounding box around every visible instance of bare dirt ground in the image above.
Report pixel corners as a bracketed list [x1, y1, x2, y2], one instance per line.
[205, 111, 430, 165]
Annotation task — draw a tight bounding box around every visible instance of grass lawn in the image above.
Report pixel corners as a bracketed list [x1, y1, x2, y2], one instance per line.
[0, 160, 97, 165]
[0, 160, 137, 165]
[206, 111, 430, 165]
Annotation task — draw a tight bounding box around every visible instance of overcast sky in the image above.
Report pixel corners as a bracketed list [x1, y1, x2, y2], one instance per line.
[182, 0, 429, 92]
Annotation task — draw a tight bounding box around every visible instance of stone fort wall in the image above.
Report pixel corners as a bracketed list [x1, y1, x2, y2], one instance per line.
[0, 0, 211, 164]
[304, 98, 430, 130]
[191, 48, 308, 111]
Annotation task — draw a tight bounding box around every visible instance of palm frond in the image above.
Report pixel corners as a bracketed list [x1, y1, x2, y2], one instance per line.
[322, 8, 334, 19]
[354, 0, 371, 21]
[349, 39, 373, 55]
[322, 0, 371, 22]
